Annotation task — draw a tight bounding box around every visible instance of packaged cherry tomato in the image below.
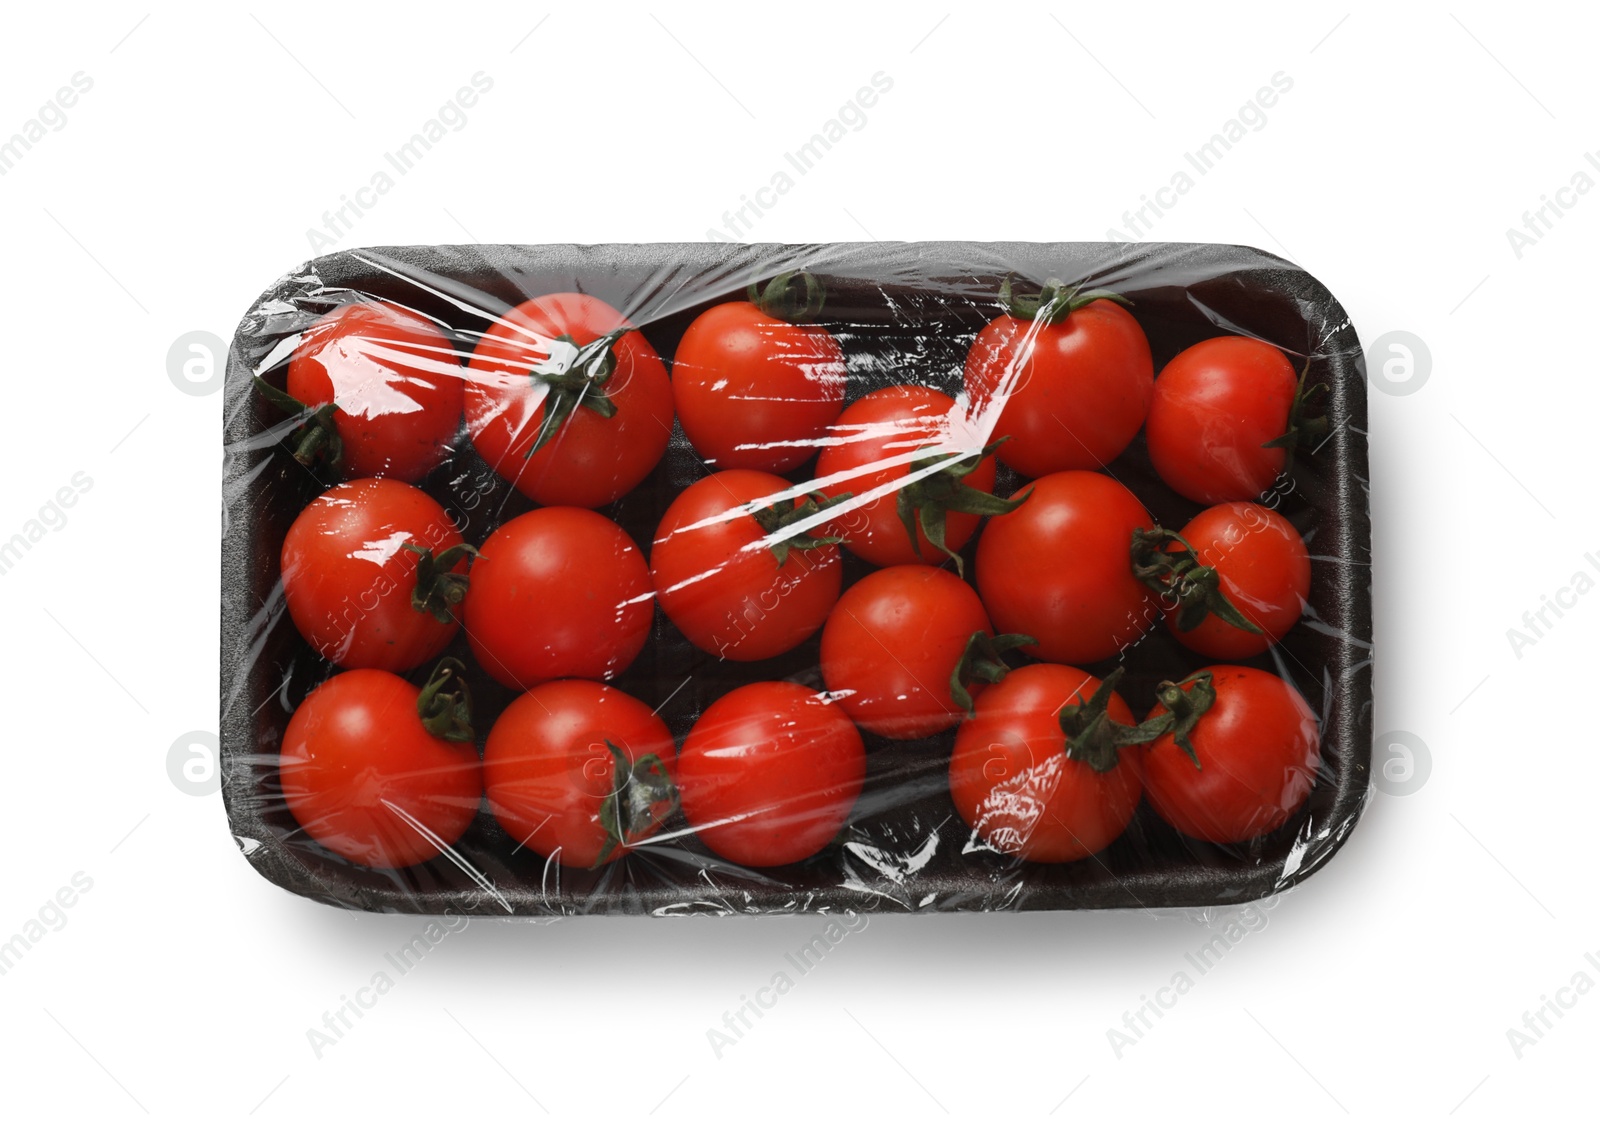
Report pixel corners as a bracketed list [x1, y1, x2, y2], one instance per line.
[221, 242, 1373, 916]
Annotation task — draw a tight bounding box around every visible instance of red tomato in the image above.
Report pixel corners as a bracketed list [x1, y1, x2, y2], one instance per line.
[1142, 665, 1320, 844]
[483, 680, 676, 868]
[465, 292, 673, 508]
[814, 384, 1014, 570]
[963, 291, 1152, 476]
[651, 470, 842, 661]
[949, 664, 1142, 862]
[280, 665, 483, 869]
[464, 507, 653, 689]
[677, 682, 865, 867]
[819, 564, 994, 740]
[672, 293, 846, 473]
[281, 300, 463, 482]
[1145, 336, 1301, 504]
[281, 478, 471, 672]
[1157, 503, 1311, 658]
[976, 471, 1156, 664]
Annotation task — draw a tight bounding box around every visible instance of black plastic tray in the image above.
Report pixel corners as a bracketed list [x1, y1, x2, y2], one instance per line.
[220, 241, 1373, 916]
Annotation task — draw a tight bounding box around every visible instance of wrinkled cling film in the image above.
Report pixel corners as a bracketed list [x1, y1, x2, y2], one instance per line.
[219, 242, 1373, 918]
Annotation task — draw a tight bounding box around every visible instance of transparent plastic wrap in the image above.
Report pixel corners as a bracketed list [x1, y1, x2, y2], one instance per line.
[220, 242, 1373, 917]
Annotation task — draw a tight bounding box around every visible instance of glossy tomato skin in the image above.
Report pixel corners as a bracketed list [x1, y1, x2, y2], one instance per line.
[672, 301, 847, 473]
[814, 384, 997, 567]
[1169, 503, 1311, 658]
[651, 470, 841, 661]
[1146, 336, 1299, 504]
[280, 669, 483, 869]
[820, 565, 992, 739]
[281, 478, 467, 672]
[464, 507, 653, 689]
[950, 665, 1142, 862]
[286, 301, 463, 482]
[677, 682, 865, 867]
[483, 680, 676, 868]
[1143, 665, 1320, 844]
[976, 471, 1156, 664]
[465, 292, 673, 508]
[963, 298, 1153, 477]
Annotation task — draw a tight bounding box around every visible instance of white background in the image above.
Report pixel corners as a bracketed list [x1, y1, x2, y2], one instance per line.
[0, 1, 1592, 1124]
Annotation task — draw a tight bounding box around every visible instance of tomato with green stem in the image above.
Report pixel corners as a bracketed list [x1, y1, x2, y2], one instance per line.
[814, 384, 1023, 574]
[465, 292, 673, 508]
[676, 682, 865, 868]
[484, 680, 677, 869]
[1141, 665, 1320, 844]
[1145, 336, 1324, 505]
[651, 469, 846, 661]
[464, 507, 653, 689]
[949, 664, 1144, 863]
[257, 300, 464, 483]
[672, 273, 847, 473]
[280, 659, 483, 870]
[820, 564, 1021, 740]
[281, 478, 475, 672]
[976, 470, 1156, 664]
[1132, 502, 1310, 659]
[963, 278, 1153, 476]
